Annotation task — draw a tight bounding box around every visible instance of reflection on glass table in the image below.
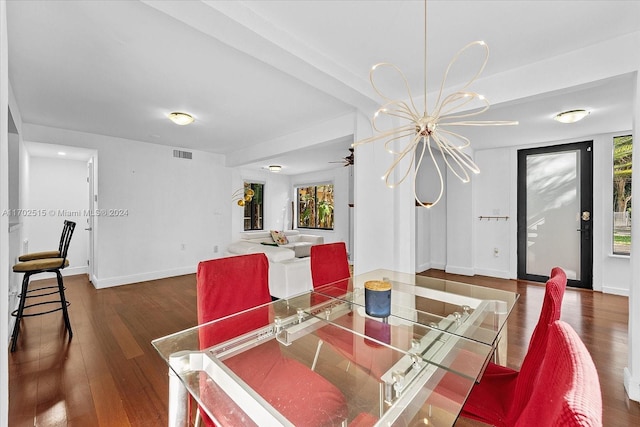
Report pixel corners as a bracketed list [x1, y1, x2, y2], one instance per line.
[152, 269, 518, 427]
[314, 269, 519, 363]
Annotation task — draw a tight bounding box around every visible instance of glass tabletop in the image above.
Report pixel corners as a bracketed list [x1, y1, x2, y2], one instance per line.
[152, 269, 519, 426]
[313, 269, 519, 348]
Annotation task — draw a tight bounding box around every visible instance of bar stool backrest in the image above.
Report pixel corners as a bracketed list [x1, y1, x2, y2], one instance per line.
[59, 220, 76, 268]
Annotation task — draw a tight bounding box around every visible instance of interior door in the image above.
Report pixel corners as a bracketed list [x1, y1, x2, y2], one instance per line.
[517, 141, 593, 289]
[87, 158, 95, 282]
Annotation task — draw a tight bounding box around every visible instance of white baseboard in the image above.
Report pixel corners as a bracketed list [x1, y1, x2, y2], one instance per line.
[428, 262, 446, 271]
[92, 265, 197, 289]
[444, 265, 474, 276]
[416, 261, 431, 273]
[602, 285, 629, 296]
[624, 368, 640, 402]
[473, 268, 512, 280]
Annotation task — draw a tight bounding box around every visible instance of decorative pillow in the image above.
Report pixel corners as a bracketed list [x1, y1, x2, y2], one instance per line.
[270, 230, 289, 245]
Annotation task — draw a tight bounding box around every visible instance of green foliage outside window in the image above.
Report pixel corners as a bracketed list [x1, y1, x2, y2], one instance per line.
[613, 135, 632, 255]
[297, 184, 334, 230]
[244, 182, 264, 231]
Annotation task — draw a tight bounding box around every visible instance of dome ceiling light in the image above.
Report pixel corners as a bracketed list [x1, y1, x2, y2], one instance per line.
[168, 112, 195, 126]
[554, 109, 590, 124]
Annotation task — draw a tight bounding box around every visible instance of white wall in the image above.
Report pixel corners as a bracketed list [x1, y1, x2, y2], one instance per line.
[474, 148, 513, 279]
[7, 128, 28, 342]
[231, 168, 291, 243]
[408, 32, 640, 292]
[0, 1, 9, 423]
[415, 149, 448, 272]
[353, 112, 415, 275]
[624, 67, 640, 403]
[471, 131, 631, 294]
[446, 168, 475, 276]
[412, 131, 632, 294]
[24, 156, 89, 276]
[22, 124, 230, 288]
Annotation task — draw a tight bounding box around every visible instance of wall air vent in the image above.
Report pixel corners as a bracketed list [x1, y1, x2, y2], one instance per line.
[173, 150, 192, 160]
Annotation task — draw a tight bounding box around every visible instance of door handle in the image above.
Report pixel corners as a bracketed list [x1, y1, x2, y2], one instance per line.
[84, 227, 92, 231]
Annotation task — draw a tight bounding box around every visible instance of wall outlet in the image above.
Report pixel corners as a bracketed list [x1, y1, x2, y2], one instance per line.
[493, 247, 499, 257]
[214, 245, 219, 253]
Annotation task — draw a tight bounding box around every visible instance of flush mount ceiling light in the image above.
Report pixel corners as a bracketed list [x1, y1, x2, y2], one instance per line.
[167, 112, 195, 126]
[268, 165, 282, 172]
[355, 0, 517, 208]
[554, 109, 590, 124]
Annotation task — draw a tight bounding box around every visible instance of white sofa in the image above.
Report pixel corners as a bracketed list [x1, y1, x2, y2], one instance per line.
[225, 230, 324, 299]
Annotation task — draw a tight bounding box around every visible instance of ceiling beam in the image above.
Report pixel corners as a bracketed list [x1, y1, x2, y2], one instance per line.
[141, 0, 379, 115]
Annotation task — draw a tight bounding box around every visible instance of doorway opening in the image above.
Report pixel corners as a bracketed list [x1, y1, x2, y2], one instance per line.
[517, 141, 593, 289]
[23, 142, 98, 283]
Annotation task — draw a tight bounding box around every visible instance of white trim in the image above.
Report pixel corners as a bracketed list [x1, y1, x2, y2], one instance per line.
[416, 261, 431, 273]
[624, 367, 640, 402]
[608, 253, 631, 259]
[473, 268, 512, 280]
[92, 265, 197, 289]
[444, 265, 474, 276]
[430, 262, 446, 271]
[601, 285, 629, 297]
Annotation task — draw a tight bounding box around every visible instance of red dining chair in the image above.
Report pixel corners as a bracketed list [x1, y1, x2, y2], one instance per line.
[196, 253, 347, 427]
[197, 253, 271, 325]
[459, 267, 567, 425]
[309, 242, 402, 380]
[516, 320, 602, 426]
[309, 241, 351, 367]
[310, 241, 351, 291]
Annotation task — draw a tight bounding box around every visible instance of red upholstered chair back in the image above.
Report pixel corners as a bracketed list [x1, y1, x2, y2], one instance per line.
[515, 321, 602, 426]
[310, 242, 351, 289]
[196, 253, 349, 426]
[196, 253, 271, 325]
[508, 267, 567, 420]
[196, 254, 272, 427]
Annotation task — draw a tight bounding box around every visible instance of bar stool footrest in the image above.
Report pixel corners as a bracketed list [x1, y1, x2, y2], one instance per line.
[19, 284, 67, 299]
[11, 300, 71, 318]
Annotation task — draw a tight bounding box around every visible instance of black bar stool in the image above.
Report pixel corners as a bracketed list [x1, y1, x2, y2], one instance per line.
[10, 220, 76, 352]
[17, 220, 70, 261]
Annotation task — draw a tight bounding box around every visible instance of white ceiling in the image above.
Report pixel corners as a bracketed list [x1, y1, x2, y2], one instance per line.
[7, 1, 640, 174]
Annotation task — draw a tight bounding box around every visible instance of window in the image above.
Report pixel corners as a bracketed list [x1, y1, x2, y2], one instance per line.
[244, 182, 264, 231]
[613, 135, 632, 255]
[297, 184, 334, 230]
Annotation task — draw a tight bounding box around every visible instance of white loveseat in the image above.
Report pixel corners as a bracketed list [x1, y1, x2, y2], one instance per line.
[225, 230, 324, 299]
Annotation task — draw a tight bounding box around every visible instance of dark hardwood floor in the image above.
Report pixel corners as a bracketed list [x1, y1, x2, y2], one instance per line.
[8, 271, 640, 426]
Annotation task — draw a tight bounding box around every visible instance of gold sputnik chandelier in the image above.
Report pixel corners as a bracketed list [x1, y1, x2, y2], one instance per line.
[356, 0, 517, 207]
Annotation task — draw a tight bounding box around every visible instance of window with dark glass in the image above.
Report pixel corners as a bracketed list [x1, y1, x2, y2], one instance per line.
[244, 182, 264, 231]
[297, 184, 334, 230]
[613, 135, 632, 255]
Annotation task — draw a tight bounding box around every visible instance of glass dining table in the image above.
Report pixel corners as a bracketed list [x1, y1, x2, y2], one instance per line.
[152, 269, 519, 426]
